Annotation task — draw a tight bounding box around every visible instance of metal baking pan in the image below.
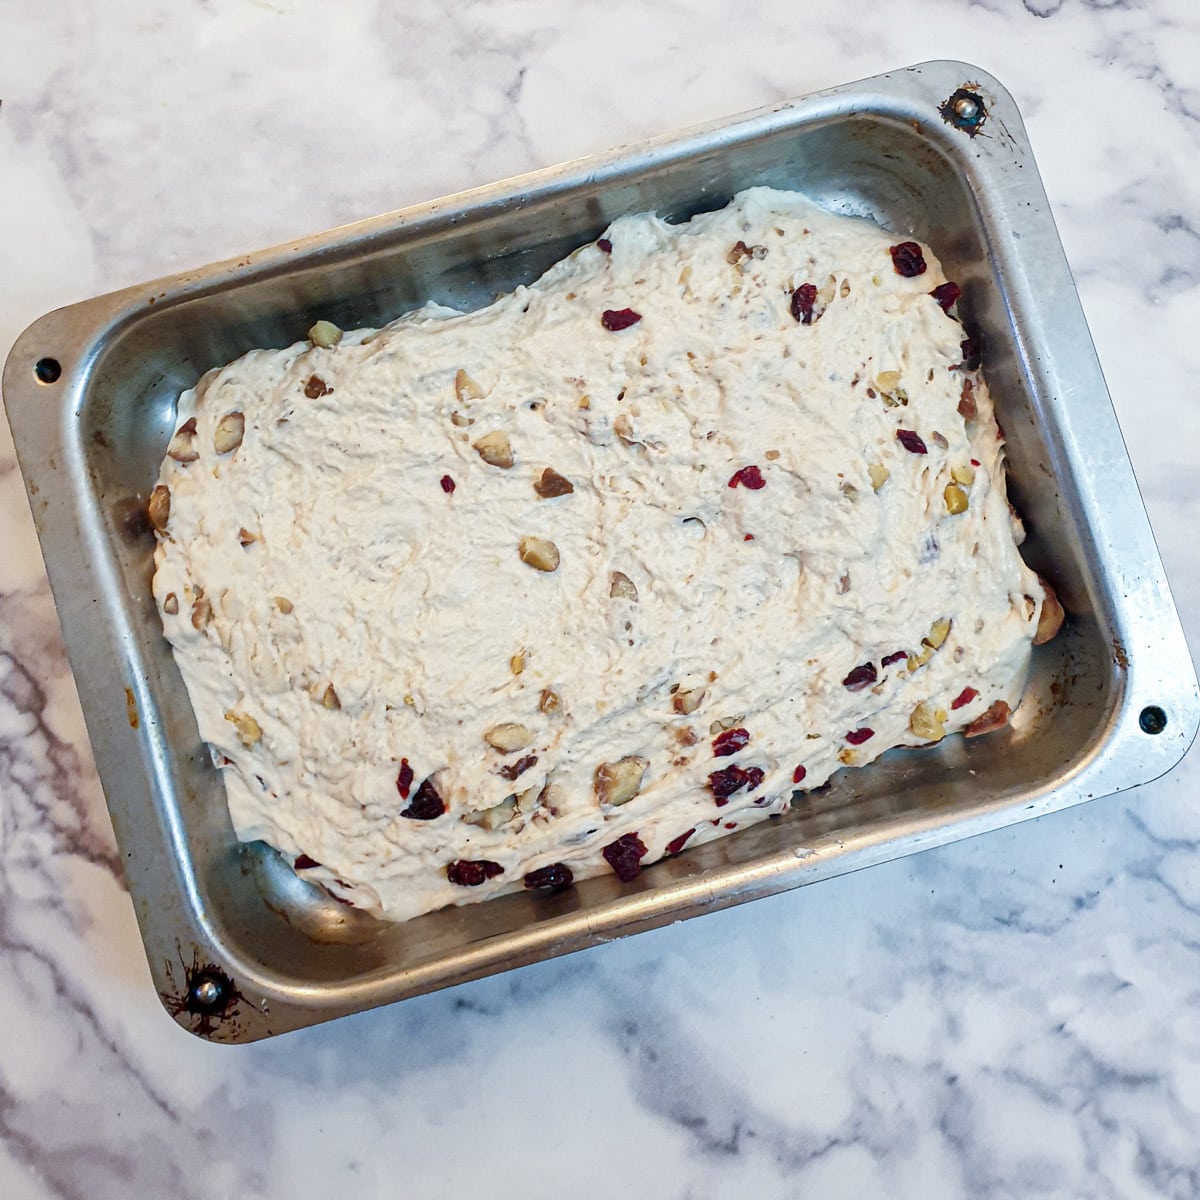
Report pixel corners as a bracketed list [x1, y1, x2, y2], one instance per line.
[5, 60, 1197, 1042]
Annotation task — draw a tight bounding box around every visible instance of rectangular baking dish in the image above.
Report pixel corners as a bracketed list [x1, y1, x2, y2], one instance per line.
[5, 60, 1197, 1042]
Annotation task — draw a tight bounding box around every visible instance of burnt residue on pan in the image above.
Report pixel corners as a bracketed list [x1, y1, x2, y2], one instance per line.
[940, 87, 988, 137]
[160, 950, 251, 1039]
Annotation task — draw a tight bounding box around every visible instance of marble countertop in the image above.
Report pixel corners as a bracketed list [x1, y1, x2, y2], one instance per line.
[3, 2, 1199, 1196]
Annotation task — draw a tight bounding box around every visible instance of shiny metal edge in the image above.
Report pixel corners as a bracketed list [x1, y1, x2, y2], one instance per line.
[4, 59, 1197, 1042]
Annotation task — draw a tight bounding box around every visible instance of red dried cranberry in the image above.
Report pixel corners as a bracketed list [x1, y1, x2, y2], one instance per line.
[708, 764, 765, 804]
[881, 650, 908, 667]
[889, 242, 927, 277]
[845, 728, 875, 745]
[896, 429, 928, 455]
[597, 238, 613, 254]
[930, 282, 961, 312]
[396, 758, 414, 800]
[744, 533, 755, 541]
[447, 859, 504, 887]
[970, 458, 980, 467]
[728, 465, 766, 490]
[666, 828, 696, 855]
[712, 727, 750, 757]
[293, 854, 320, 870]
[951, 686, 979, 711]
[439, 474, 456, 494]
[960, 336, 982, 369]
[842, 663, 878, 691]
[401, 777, 445, 820]
[790, 282, 818, 325]
[523, 863, 574, 890]
[304, 374, 330, 399]
[602, 833, 648, 882]
[602, 308, 642, 331]
[792, 765, 807, 784]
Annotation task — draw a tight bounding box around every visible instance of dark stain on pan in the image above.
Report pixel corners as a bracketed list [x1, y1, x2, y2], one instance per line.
[161, 949, 252, 1039]
[939, 87, 988, 137]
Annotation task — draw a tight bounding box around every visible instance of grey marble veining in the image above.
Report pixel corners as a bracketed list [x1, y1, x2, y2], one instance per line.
[2, 2, 1199, 1197]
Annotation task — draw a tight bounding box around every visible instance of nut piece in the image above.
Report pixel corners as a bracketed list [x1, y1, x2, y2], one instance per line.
[926, 618, 952, 650]
[594, 756, 649, 806]
[321, 684, 341, 710]
[1033, 578, 1065, 645]
[963, 699, 1012, 738]
[534, 467, 574, 498]
[610, 571, 638, 601]
[510, 650, 527, 675]
[473, 430, 514, 468]
[519, 536, 560, 573]
[148, 485, 170, 532]
[484, 722, 533, 753]
[162, 592, 179, 616]
[308, 320, 342, 349]
[464, 796, 517, 831]
[944, 483, 969, 515]
[909, 700, 947, 743]
[539, 688, 561, 715]
[672, 685, 706, 715]
[951, 463, 976, 486]
[167, 417, 199, 463]
[213, 411, 245, 455]
[875, 370, 902, 392]
[224, 709, 262, 747]
[274, 596, 294, 614]
[868, 463, 890, 492]
[190, 593, 212, 630]
[237, 527, 257, 547]
[454, 368, 485, 402]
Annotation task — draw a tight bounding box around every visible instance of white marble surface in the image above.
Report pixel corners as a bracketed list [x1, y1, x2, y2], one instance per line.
[2, 1, 1200, 1195]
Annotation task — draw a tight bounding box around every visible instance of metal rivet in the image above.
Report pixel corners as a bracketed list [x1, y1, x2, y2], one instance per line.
[1139, 705, 1167, 735]
[191, 976, 224, 1007]
[953, 96, 980, 122]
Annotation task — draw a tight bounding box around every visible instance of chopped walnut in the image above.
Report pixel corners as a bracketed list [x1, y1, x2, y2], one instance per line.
[594, 756, 649, 806]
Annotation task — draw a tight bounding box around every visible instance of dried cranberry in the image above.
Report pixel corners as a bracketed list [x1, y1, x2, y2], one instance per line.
[602, 308, 642, 331]
[790, 282, 818, 325]
[712, 727, 750, 757]
[497, 754, 537, 781]
[304, 374, 330, 399]
[896, 429, 928, 455]
[960, 336, 982, 370]
[889, 242, 927, 277]
[708, 765, 765, 804]
[439, 474, 456, 494]
[792, 765, 807, 784]
[666, 828, 695, 855]
[523, 863, 574, 890]
[602, 833, 648, 882]
[728, 465, 766, 490]
[744, 533, 755, 541]
[293, 854, 320, 870]
[951, 686, 979, 711]
[842, 662, 878, 691]
[447, 859, 504, 887]
[845, 728, 875, 745]
[597, 238, 612, 253]
[401, 777, 445, 820]
[881, 650, 908, 667]
[396, 758, 414, 800]
[930, 282, 961, 312]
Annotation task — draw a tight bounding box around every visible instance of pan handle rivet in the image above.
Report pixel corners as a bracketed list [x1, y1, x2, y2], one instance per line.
[953, 96, 980, 122]
[1139, 705, 1167, 735]
[191, 976, 225, 1008]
